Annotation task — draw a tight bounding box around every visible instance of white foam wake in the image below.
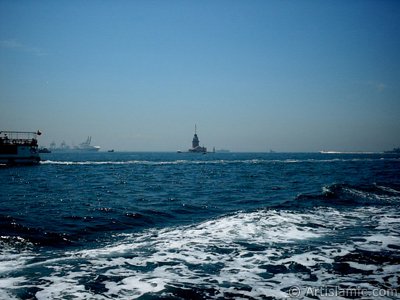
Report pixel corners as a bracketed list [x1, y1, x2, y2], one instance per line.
[39, 157, 398, 166]
[1, 206, 399, 299]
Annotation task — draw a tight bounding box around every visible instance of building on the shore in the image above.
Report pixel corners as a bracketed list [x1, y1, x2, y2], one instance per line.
[188, 125, 207, 153]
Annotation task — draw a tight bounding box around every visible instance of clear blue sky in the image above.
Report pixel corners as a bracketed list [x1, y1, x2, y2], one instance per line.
[1, 0, 399, 152]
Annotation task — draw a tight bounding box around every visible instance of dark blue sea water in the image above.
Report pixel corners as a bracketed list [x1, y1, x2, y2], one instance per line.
[1, 152, 399, 299]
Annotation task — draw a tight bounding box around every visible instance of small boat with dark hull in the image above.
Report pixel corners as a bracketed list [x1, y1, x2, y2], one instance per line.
[384, 147, 400, 154]
[39, 147, 51, 153]
[0, 130, 42, 165]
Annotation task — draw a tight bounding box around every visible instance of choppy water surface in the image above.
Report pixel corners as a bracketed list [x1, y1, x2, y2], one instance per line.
[1, 152, 399, 299]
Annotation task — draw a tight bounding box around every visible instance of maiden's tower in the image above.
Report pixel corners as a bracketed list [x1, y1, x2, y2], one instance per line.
[188, 125, 207, 153]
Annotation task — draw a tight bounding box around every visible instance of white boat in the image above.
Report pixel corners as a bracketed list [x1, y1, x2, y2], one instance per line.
[74, 136, 100, 152]
[50, 136, 100, 152]
[0, 130, 42, 165]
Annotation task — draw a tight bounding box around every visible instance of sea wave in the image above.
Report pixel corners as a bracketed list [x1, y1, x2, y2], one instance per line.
[293, 183, 400, 208]
[1, 206, 399, 299]
[40, 157, 400, 166]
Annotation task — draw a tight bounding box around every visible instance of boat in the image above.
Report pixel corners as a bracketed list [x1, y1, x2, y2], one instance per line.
[188, 125, 207, 153]
[216, 149, 230, 153]
[0, 130, 42, 165]
[38, 147, 51, 153]
[50, 137, 100, 152]
[74, 136, 100, 152]
[107, 149, 114, 153]
[384, 147, 400, 154]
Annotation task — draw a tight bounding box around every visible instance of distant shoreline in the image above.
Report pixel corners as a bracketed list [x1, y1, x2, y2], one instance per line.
[39, 150, 392, 154]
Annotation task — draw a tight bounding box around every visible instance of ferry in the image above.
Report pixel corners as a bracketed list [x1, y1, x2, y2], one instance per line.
[0, 130, 42, 165]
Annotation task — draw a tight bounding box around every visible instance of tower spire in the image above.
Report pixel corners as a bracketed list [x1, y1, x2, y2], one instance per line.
[189, 123, 207, 153]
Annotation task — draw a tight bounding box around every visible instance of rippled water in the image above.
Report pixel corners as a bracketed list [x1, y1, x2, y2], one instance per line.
[1, 152, 399, 299]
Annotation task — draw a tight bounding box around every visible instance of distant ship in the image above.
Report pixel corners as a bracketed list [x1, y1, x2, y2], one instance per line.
[38, 147, 51, 153]
[384, 147, 400, 154]
[50, 136, 100, 152]
[216, 149, 230, 153]
[0, 130, 42, 165]
[188, 125, 207, 153]
[75, 136, 100, 152]
[50, 140, 71, 152]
